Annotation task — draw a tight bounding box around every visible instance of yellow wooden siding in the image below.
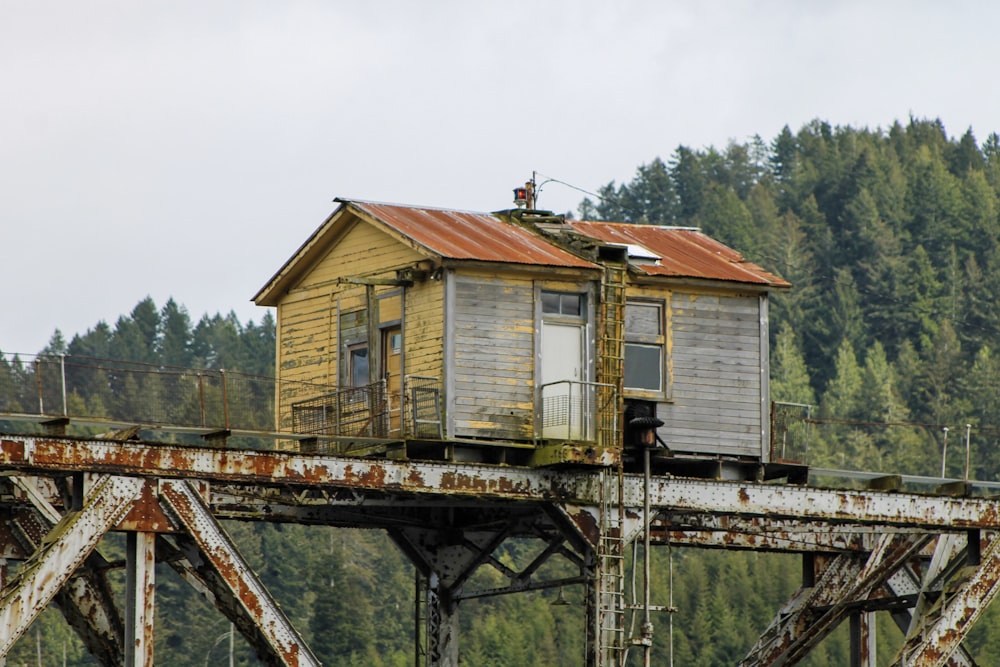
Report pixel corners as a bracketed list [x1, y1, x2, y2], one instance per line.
[295, 220, 425, 291]
[403, 278, 445, 380]
[275, 219, 427, 430]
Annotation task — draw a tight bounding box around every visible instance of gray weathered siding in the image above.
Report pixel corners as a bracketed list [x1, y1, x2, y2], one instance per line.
[447, 274, 535, 440]
[657, 292, 765, 458]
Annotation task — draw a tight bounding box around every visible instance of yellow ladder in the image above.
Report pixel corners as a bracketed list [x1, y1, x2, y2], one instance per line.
[598, 262, 626, 450]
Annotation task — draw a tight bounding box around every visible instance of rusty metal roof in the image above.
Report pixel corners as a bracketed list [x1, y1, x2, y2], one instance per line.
[568, 221, 791, 288]
[255, 200, 789, 306]
[349, 201, 599, 269]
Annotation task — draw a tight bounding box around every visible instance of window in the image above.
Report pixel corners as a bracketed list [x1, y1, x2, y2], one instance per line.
[348, 344, 369, 387]
[541, 291, 583, 317]
[388, 332, 402, 354]
[624, 301, 664, 394]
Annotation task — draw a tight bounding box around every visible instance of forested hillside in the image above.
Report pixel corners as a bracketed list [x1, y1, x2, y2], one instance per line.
[580, 118, 1000, 482]
[6, 116, 1000, 665]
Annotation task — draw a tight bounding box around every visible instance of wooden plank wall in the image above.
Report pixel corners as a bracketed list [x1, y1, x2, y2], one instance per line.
[657, 291, 765, 458]
[273, 219, 425, 429]
[404, 278, 445, 382]
[449, 273, 534, 440]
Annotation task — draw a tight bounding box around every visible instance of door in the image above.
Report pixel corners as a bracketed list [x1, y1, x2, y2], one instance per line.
[540, 322, 586, 440]
[382, 326, 402, 436]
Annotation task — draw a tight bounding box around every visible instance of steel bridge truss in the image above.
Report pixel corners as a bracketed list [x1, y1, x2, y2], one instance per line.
[1, 436, 998, 666]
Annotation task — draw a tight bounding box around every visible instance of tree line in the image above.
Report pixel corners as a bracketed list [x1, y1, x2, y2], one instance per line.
[580, 117, 1000, 482]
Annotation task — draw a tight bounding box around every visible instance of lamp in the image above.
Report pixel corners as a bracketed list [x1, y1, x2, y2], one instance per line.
[629, 415, 665, 448]
[551, 586, 571, 606]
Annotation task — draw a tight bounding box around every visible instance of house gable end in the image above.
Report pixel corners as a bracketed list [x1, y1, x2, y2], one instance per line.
[254, 206, 439, 306]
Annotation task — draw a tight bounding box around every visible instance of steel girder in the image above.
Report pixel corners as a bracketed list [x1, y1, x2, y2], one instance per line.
[0, 474, 143, 656]
[8, 436, 1000, 532]
[895, 533, 1000, 666]
[742, 533, 931, 666]
[124, 532, 155, 667]
[5, 436, 1000, 665]
[158, 479, 320, 667]
[9, 505, 126, 666]
[388, 507, 591, 667]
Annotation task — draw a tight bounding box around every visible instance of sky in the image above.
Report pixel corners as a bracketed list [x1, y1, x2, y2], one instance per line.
[3, 1, 999, 356]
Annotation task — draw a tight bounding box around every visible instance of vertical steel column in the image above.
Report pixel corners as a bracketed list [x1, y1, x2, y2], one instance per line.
[849, 612, 875, 667]
[125, 532, 156, 667]
[0, 558, 5, 667]
[0, 475, 143, 658]
[426, 574, 459, 667]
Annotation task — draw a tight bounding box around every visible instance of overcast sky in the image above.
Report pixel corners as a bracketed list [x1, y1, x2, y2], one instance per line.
[3, 1, 998, 356]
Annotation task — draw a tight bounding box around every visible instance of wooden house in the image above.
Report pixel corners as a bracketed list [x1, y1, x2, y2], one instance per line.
[253, 199, 789, 470]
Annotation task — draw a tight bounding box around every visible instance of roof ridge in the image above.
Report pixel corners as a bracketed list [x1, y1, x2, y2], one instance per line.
[335, 197, 492, 216]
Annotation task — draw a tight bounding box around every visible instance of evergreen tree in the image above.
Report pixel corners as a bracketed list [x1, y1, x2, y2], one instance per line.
[159, 299, 193, 367]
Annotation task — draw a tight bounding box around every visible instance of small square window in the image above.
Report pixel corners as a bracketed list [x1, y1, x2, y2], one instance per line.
[542, 291, 582, 316]
[624, 343, 662, 391]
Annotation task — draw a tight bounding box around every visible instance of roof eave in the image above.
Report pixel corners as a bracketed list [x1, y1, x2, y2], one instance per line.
[630, 273, 791, 293]
[441, 258, 603, 277]
[252, 203, 355, 307]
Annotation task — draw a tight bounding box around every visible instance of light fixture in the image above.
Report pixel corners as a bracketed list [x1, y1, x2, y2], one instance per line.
[630, 416, 665, 447]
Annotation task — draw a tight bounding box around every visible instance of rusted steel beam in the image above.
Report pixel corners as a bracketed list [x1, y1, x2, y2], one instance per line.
[896, 531, 1000, 666]
[58, 572, 126, 667]
[0, 436, 586, 502]
[884, 557, 977, 667]
[651, 516, 937, 553]
[849, 611, 875, 667]
[634, 478, 1000, 530]
[158, 479, 320, 667]
[0, 474, 143, 657]
[124, 532, 155, 667]
[9, 475, 62, 522]
[744, 533, 931, 666]
[8, 436, 1000, 533]
[11, 506, 126, 666]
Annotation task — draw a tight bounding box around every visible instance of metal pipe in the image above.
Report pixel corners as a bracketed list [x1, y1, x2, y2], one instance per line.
[668, 541, 674, 667]
[965, 424, 972, 483]
[643, 445, 653, 666]
[198, 374, 206, 426]
[59, 354, 67, 417]
[221, 369, 230, 430]
[941, 426, 949, 478]
[35, 359, 44, 414]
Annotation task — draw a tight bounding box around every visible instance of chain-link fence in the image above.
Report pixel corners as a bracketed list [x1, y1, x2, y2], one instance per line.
[771, 401, 1000, 481]
[0, 353, 332, 436]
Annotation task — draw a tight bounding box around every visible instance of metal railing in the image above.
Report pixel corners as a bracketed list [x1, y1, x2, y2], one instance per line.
[0, 353, 332, 436]
[539, 380, 618, 446]
[291, 380, 389, 438]
[404, 375, 443, 439]
[770, 401, 1000, 482]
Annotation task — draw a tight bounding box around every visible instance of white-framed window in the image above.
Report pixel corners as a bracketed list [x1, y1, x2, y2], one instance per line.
[541, 291, 584, 318]
[624, 300, 665, 396]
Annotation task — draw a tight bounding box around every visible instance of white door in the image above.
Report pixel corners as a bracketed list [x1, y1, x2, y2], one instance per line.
[541, 322, 586, 440]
